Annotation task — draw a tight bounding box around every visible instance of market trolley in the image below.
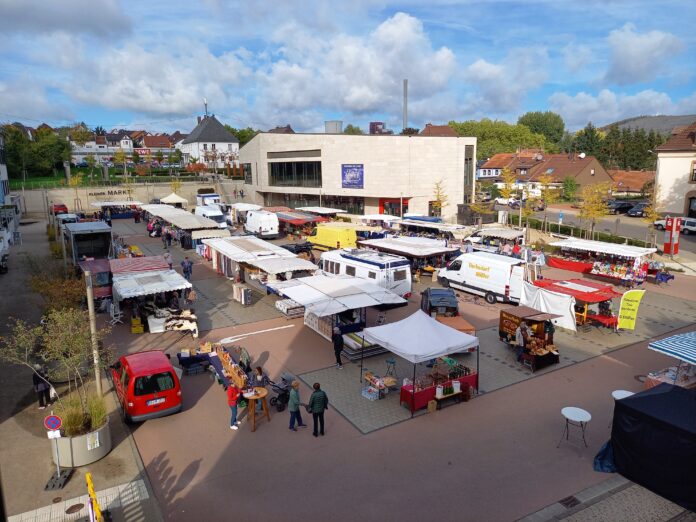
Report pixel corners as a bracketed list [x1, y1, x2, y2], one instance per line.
[498, 306, 561, 372]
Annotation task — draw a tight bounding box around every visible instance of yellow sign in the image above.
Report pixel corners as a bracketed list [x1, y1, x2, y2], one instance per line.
[617, 289, 645, 330]
[85, 472, 103, 522]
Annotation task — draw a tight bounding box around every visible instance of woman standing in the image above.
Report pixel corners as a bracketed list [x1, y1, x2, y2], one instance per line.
[227, 383, 240, 430]
[250, 366, 269, 412]
[287, 381, 307, 431]
[32, 365, 51, 410]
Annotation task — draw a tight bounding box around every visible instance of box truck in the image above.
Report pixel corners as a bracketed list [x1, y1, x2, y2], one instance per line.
[437, 251, 525, 304]
[194, 206, 228, 229]
[244, 210, 280, 239]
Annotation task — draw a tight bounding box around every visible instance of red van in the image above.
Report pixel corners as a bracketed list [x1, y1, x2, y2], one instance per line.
[110, 351, 182, 422]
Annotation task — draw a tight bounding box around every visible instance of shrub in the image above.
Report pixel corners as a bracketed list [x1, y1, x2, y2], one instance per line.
[87, 394, 108, 431]
[59, 395, 90, 436]
[49, 241, 62, 259]
[46, 224, 56, 241]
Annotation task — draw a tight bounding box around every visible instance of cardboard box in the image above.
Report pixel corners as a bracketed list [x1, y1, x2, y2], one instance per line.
[427, 400, 437, 413]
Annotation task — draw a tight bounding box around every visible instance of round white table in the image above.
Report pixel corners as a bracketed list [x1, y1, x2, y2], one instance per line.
[558, 407, 592, 448]
[611, 390, 634, 401]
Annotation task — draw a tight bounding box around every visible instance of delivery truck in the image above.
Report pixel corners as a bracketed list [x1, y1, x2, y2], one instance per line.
[437, 251, 525, 304]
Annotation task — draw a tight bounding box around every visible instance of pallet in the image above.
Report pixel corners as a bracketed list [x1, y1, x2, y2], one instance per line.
[44, 469, 73, 491]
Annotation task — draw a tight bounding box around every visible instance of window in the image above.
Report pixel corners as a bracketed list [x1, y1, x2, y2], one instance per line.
[394, 269, 407, 281]
[134, 372, 175, 396]
[691, 162, 696, 182]
[546, 168, 554, 174]
[368, 271, 376, 279]
[203, 144, 208, 150]
[228, 144, 233, 150]
[269, 161, 322, 187]
[448, 260, 462, 271]
[243, 163, 253, 184]
[212, 144, 216, 150]
[346, 265, 356, 276]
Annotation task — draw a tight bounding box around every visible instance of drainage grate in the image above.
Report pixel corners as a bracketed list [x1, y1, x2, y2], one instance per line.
[559, 496, 580, 509]
[65, 503, 84, 514]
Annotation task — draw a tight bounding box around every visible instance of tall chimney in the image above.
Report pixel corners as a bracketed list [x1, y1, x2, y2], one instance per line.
[403, 79, 408, 131]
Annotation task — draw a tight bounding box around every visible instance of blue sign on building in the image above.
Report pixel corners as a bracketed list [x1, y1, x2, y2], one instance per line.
[341, 164, 364, 189]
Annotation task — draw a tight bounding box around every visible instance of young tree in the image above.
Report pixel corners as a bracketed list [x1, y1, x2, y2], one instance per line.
[430, 180, 449, 217]
[131, 150, 140, 165]
[579, 182, 611, 238]
[343, 124, 365, 135]
[499, 167, 517, 201]
[517, 111, 565, 144]
[85, 153, 96, 180]
[538, 173, 560, 232]
[171, 149, 183, 168]
[113, 148, 127, 175]
[562, 176, 579, 201]
[155, 149, 164, 165]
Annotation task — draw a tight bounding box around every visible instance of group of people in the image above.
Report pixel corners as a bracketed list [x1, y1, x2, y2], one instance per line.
[226, 347, 330, 436]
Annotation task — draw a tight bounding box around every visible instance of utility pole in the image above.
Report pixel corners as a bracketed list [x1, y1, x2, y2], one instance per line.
[84, 271, 103, 396]
[60, 224, 68, 276]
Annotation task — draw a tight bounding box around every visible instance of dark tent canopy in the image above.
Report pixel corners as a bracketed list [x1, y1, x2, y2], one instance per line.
[611, 383, 696, 511]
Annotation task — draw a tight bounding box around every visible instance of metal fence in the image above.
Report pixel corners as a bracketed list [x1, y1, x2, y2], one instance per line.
[9, 175, 245, 191]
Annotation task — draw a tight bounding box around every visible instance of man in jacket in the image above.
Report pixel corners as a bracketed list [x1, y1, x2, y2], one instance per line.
[227, 383, 240, 430]
[307, 382, 329, 437]
[287, 381, 307, 431]
[181, 257, 193, 281]
[332, 327, 344, 369]
[32, 364, 51, 410]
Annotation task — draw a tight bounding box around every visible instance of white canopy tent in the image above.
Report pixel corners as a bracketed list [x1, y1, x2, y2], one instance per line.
[550, 238, 656, 258]
[358, 236, 458, 258]
[89, 200, 143, 208]
[229, 202, 262, 212]
[295, 206, 346, 215]
[160, 192, 189, 206]
[266, 274, 405, 317]
[475, 227, 525, 240]
[112, 269, 192, 301]
[140, 204, 219, 230]
[191, 229, 231, 240]
[520, 282, 577, 332]
[361, 214, 401, 223]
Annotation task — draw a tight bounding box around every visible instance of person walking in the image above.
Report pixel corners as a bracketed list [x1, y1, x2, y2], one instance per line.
[181, 257, 193, 280]
[288, 381, 307, 431]
[165, 229, 173, 248]
[32, 365, 50, 410]
[332, 327, 344, 369]
[227, 383, 240, 430]
[161, 227, 168, 249]
[308, 383, 329, 437]
[163, 251, 173, 270]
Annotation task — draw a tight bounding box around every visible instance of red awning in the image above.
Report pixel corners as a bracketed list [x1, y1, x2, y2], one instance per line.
[109, 255, 169, 274]
[275, 211, 328, 226]
[534, 278, 622, 303]
[78, 258, 111, 274]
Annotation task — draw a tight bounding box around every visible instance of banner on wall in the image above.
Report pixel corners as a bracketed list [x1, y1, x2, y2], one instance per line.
[341, 164, 364, 189]
[617, 289, 645, 330]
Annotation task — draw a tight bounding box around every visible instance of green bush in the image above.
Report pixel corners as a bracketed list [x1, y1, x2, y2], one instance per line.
[49, 241, 62, 259]
[59, 395, 90, 437]
[46, 225, 56, 241]
[87, 394, 108, 430]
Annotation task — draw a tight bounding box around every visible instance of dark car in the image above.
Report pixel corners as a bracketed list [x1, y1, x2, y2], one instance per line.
[627, 202, 649, 217]
[509, 199, 546, 211]
[420, 287, 459, 316]
[280, 242, 314, 255]
[607, 201, 635, 214]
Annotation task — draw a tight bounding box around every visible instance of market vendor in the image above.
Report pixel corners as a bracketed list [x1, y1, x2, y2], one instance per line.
[250, 366, 270, 412]
[515, 322, 528, 362]
[544, 320, 555, 345]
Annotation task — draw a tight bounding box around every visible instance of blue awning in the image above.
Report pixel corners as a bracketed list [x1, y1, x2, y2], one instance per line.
[648, 332, 696, 365]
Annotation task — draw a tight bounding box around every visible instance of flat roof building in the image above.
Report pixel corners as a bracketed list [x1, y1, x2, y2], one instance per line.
[238, 132, 476, 222]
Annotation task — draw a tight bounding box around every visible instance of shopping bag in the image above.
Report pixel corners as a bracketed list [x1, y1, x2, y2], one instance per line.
[49, 386, 57, 400]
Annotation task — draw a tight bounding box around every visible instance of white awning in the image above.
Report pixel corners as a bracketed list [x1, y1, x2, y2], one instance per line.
[358, 237, 458, 257]
[89, 200, 143, 208]
[550, 238, 656, 258]
[140, 204, 219, 230]
[112, 269, 191, 301]
[398, 219, 467, 232]
[160, 192, 189, 205]
[361, 214, 401, 222]
[252, 257, 318, 274]
[267, 274, 406, 316]
[191, 229, 231, 240]
[295, 206, 347, 215]
[362, 310, 479, 363]
[203, 236, 296, 263]
[476, 227, 525, 240]
[230, 203, 262, 212]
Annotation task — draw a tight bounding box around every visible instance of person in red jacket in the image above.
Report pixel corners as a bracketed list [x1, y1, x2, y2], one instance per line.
[227, 383, 240, 430]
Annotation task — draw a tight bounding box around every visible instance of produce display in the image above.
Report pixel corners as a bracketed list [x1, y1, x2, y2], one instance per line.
[215, 346, 248, 389]
[363, 371, 397, 390]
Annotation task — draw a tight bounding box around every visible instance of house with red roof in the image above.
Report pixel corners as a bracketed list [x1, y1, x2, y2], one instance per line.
[655, 121, 696, 217]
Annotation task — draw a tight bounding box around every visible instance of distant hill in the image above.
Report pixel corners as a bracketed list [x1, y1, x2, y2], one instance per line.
[600, 115, 696, 135]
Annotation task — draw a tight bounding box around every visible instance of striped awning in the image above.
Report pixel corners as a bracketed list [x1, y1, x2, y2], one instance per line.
[648, 332, 696, 365]
[110, 255, 169, 274]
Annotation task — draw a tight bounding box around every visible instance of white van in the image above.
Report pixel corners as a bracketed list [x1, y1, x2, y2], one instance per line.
[244, 210, 279, 239]
[320, 248, 412, 297]
[196, 193, 222, 207]
[56, 213, 80, 231]
[437, 251, 525, 304]
[194, 206, 227, 229]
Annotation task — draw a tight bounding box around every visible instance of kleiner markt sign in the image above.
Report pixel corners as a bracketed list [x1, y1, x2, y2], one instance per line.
[87, 189, 131, 197]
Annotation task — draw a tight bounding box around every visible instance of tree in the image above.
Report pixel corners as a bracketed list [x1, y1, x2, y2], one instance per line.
[579, 182, 611, 238]
[70, 125, 92, 147]
[224, 125, 260, 146]
[538, 173, 560, 232]
[400, 127, 420, 136]
[517, 111, 565, 144]
[430, 180, 449, 217]
[131, 150, 140, 165]
[574, 123, 602, 158]
[93, 126, 106, 136]
[113, 148, 127, 174]
[562, 176, 579, 201]
[2, 125, 32, 180]
[85, 153, 96, 180]
[343, 124, 365, 135]
[33, 128, 71, 177]
[155, 149, 164, 165]
[449, 119, 548, 160]
[171, 149, 183, 166]
[499, 167, 517, 200]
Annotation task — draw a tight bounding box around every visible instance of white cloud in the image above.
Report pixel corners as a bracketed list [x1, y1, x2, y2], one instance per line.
[0, 0, 131, 38]
[562, 43, 594, 73]
[462, 48, 548, 115]
[549, 88, 678, 128]
[0, 78, 73, 122]
[604, 23, 683, 85]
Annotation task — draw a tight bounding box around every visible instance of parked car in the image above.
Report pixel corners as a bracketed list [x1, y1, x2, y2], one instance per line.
[75, 161, 88, 168]
[110, 351, 182, 423]
[627, 202, 649, 217]
[509, 199, 546, 211]
[50, 203, 69, 216]
[494, 197, 519, 206]
[607, 200, 635, 214]
[680, 218, 696, 235]
[280, 242, 314, 255]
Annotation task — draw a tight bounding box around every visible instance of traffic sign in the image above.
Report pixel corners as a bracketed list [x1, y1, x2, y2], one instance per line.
[44, 415, 62, 431]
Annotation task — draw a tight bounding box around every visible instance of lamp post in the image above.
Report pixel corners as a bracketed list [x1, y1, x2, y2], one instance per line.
[84, 271, 103, 396]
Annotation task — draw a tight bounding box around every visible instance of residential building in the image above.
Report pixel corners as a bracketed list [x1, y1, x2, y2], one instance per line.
[654, 121, 696, 217]
[369, 122, 393, 135]
[420, 123, 457, 137]
[268, 125, 295, 134]
[178, 115, 240, 168]
[238, 132, 476, 221]
[169, 131, 188, 146]
[608, 170, 655, 197]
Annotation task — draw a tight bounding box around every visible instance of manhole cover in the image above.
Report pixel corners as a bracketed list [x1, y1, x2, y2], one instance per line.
[559, 496, 580, 509]
[52, 497, 62, 504]
[65, 503, 84, 514]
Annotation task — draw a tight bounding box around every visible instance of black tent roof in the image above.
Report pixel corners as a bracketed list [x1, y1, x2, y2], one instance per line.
[182, 115, 239, 144]
[616, 383, 696, 436]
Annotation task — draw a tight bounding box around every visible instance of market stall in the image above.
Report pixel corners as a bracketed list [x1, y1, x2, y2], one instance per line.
[140, 204, 219, 249]
[357, 236, 460, 273]
[78, 258, 111, 299]
[274, 210, 328, 236]
[89, 200, 143, 219]
[201, 236, 318, 294]
[548, 238, 657, 285]
[362, 310, 479, 414]
[468, 227, 525, 253]
[266, 274, 406, 340]
[295, 206, 346, 217]
[645, 332, 696, 390]
[160, 192, 189, 208]
[397, 219, 470, 243]
[498, 306, 561, 372]
[534, 278, 622, 328]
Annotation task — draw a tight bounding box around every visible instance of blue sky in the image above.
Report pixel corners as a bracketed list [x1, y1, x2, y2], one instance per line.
[0, 0, 694, 133]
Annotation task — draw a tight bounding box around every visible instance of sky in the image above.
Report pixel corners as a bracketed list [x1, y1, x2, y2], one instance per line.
[0, 0, 695, 134]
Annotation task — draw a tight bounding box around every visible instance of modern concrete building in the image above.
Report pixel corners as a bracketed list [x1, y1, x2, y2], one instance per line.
[655, 121, 696, 217]
[238, 132, 476, 221]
